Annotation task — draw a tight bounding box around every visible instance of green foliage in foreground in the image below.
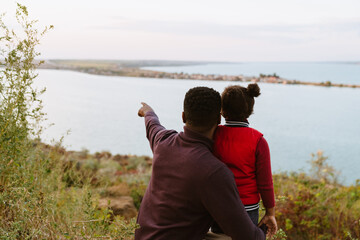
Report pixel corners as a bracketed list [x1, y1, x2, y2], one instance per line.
[0, 4, 136, 239]
[0, 143, 139, 239]
[2, 142, 360, 239]
[0, 3, 49, 185]
[269, 151, 360, 240]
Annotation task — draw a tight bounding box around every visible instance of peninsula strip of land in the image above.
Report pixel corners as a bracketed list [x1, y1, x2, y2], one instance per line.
[40, 60, 360, 89]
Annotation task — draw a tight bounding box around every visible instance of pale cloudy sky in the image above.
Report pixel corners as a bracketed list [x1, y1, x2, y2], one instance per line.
[1, 0, 360, 61]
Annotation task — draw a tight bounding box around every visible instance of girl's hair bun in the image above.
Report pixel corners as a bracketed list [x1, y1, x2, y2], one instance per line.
[246, 83, 261, 98]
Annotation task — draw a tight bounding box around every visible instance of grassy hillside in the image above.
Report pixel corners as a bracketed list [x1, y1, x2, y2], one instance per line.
[2, 143, 359, 239]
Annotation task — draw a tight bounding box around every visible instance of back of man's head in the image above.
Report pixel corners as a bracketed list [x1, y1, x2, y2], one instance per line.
[183, 87, 221, 131]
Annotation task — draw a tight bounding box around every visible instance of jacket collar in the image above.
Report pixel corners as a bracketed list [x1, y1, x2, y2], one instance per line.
[224, 120, 249, 127]
[180, 126, 213, 151]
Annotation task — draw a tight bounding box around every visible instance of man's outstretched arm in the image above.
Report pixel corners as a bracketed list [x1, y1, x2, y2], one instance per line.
[138, 102, 176, 152]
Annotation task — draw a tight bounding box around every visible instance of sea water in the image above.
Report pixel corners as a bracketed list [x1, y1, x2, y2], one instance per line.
[35, 69, 360, 185]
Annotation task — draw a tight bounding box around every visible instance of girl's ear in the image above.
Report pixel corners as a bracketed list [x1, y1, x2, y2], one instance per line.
[182, 112, 186, 124]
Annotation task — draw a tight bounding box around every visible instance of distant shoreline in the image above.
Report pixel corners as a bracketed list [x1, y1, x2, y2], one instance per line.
[39, 60, 360, 89]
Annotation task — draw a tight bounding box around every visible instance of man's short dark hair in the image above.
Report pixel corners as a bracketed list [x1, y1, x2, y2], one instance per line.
[184, 87, 221, 130]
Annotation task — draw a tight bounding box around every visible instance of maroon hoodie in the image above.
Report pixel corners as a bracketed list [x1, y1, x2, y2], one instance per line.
[135, 111, 265, 240]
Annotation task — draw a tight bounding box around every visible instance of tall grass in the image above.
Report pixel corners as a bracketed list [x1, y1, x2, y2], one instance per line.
[269, 151, 360, 239]
[0, 4, 137, 239]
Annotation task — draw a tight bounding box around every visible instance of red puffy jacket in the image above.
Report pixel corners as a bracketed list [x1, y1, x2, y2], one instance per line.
[214, 125, 263, 205]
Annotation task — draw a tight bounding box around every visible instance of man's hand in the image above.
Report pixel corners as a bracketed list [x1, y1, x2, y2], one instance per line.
[258, 208, 277, 238]
[138, 102, 154, 117]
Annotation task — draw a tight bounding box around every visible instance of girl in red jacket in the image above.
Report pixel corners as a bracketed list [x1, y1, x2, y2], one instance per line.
[212, 83, 277, 237]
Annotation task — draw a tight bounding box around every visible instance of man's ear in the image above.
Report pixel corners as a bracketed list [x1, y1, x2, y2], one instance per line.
[182, 112, 186, 123]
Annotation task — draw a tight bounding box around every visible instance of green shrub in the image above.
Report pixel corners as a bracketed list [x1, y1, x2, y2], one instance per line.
[0, 4, 137, 239]
[130, 182, 148, 210]
[273, 152, 360, 239]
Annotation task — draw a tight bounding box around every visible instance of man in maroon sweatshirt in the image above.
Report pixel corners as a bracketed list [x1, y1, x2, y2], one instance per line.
[135, 87, 266, 240]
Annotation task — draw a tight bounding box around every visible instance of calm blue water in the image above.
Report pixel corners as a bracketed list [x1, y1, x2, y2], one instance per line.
[35, 69, 360, 185]
[143, 62, 360, 85]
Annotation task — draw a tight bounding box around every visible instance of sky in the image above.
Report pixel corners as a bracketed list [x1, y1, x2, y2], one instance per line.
[1, 0, 360, 62]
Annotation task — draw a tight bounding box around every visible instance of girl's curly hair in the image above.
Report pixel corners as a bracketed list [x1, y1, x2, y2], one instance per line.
[221, 83, 260, 121]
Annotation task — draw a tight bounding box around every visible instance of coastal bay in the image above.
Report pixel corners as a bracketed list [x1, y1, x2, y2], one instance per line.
[41, 60, 360, 88]
[35, 69, 360, 185]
